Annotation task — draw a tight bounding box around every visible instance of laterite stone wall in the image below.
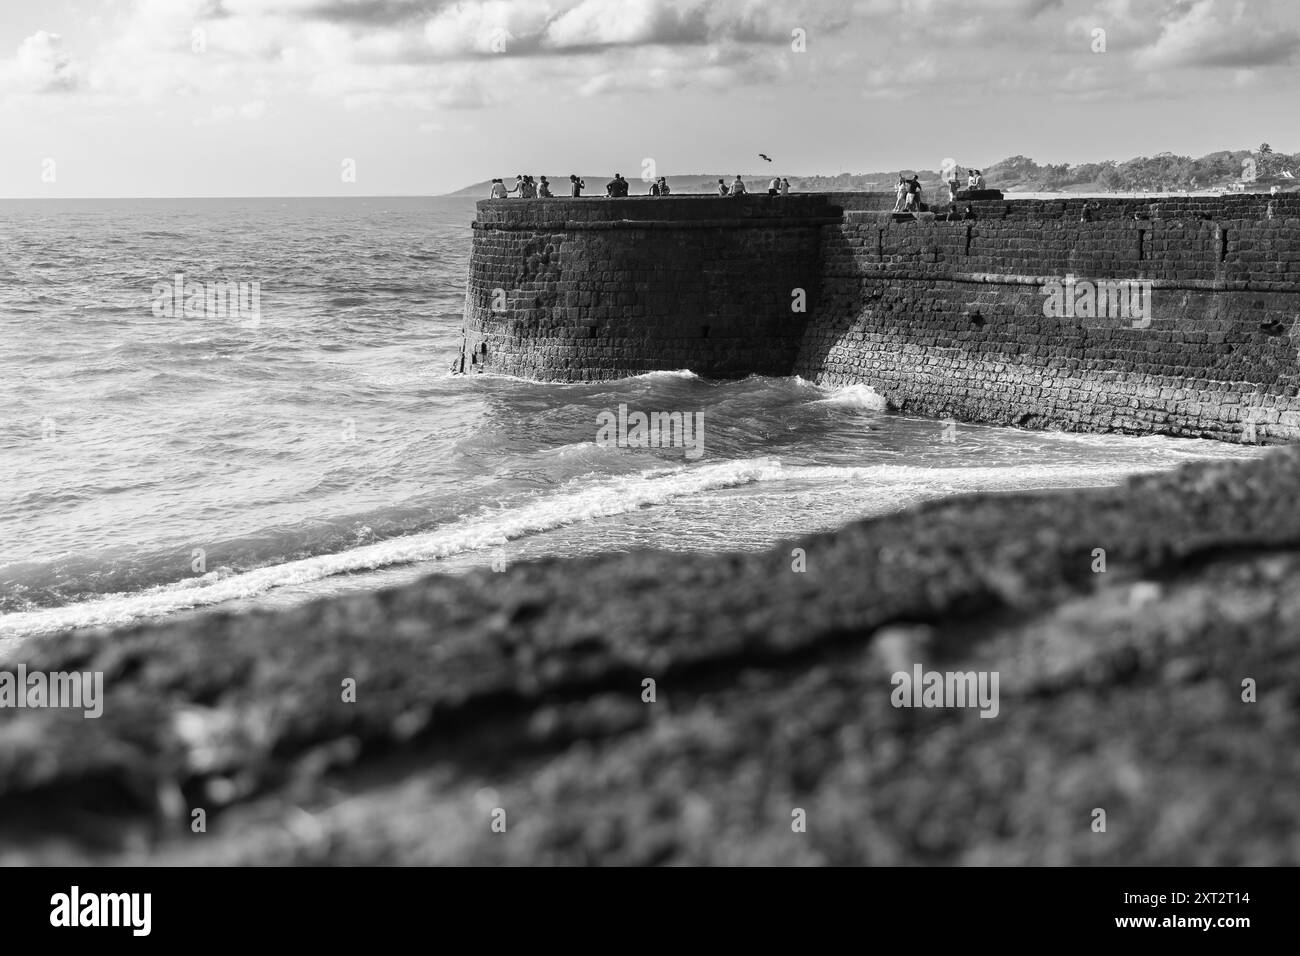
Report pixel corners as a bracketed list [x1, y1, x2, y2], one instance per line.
[461, 193, 1300, 442]
[795, 197, 1300, 443]
[459, 196, 841, 380]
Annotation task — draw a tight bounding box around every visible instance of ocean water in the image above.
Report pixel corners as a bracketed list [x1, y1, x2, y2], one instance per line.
[0, 197, 1263, 647]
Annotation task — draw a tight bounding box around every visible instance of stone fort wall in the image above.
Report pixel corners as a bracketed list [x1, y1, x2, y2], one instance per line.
[461, 193, 1300, 442]
[460, 196, 840, 380]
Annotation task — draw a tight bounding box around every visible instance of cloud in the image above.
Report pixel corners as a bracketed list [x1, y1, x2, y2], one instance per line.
[0, 31, 84, 94]
[1139, 0, 1300, 69]
[11, 0, 1300, 116]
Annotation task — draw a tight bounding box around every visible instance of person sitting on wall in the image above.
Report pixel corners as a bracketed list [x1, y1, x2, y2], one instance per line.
[967, 170, 979, 190]
[570, 175, 585, 197]
[649, 179, 662, 196]
[717, 178, 730, 195]
[612, 173, 630, 197]
[731, 175, 747, 196]
[658, 177, 671, 195]
[537, 176, 553, 198]
[781, 177, 790, 196]
[489, 178, 508, 199]
[508, 174, 525, 196]
[974, 169, 986, 190]
[893, 175, 908, 212]
[768, 176, 781, 196]
[606, 174, 620, 197]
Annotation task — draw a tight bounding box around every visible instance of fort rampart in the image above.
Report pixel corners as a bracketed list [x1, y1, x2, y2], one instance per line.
[461, 193, 1300, 442]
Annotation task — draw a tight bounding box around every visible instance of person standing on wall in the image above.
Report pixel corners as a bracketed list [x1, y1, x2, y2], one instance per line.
[893, 175, 908, 212]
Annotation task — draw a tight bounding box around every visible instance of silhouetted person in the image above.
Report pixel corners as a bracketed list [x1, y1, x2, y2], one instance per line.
[570, 175, 585, 197]
[903, 175, 923, 211]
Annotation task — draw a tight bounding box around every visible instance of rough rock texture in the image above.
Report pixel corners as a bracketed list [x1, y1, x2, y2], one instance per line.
[3, 447, 1300, 865]
[460, 195, 840, 380]
[799, 209, 1300, 443]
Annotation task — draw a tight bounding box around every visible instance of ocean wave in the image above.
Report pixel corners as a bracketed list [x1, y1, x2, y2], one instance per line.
[0, 454, 1188, 642]
[0, 457, 784, 639]
[812, 383, 889, 410]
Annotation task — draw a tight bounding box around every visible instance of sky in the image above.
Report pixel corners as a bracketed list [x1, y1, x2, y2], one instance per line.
[1, 0, 1298, 197]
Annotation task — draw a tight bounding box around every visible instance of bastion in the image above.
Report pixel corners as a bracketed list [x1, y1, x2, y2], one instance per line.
[461, 193, 1300, 443]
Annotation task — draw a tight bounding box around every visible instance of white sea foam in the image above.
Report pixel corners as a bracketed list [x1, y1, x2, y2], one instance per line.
[0, 454, 1190, 642]
[812, 383, 889, 410]
[0, 457, 782, 639]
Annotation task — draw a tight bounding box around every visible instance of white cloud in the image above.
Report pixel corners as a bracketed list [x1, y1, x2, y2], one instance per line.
[0, 31, 84, 94]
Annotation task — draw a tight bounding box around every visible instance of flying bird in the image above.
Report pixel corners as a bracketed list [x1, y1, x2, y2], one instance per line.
[759, 153, 772, 162]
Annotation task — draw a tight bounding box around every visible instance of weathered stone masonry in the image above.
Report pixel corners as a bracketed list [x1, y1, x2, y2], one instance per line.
[461, 196, 840, 380]
[462, 193, 1300, 442]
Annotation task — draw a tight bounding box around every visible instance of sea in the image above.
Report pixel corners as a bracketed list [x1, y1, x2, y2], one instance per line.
[0, 196, 1263, 651]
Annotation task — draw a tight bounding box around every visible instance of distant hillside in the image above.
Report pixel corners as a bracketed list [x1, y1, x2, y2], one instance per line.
[982, 148, 1299, 193]
[447, 147, 1300, 197]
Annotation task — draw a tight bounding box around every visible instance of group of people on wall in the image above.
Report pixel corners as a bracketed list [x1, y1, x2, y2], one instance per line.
[717, 175, 791, 196]
[893, 166, 987, 212]
[488, 173, 792, 198]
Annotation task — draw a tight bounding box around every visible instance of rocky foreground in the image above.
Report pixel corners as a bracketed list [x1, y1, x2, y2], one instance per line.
[3, 447, 1300, 865]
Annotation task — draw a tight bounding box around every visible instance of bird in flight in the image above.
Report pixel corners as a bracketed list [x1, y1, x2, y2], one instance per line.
[759, 153, 772, 162]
